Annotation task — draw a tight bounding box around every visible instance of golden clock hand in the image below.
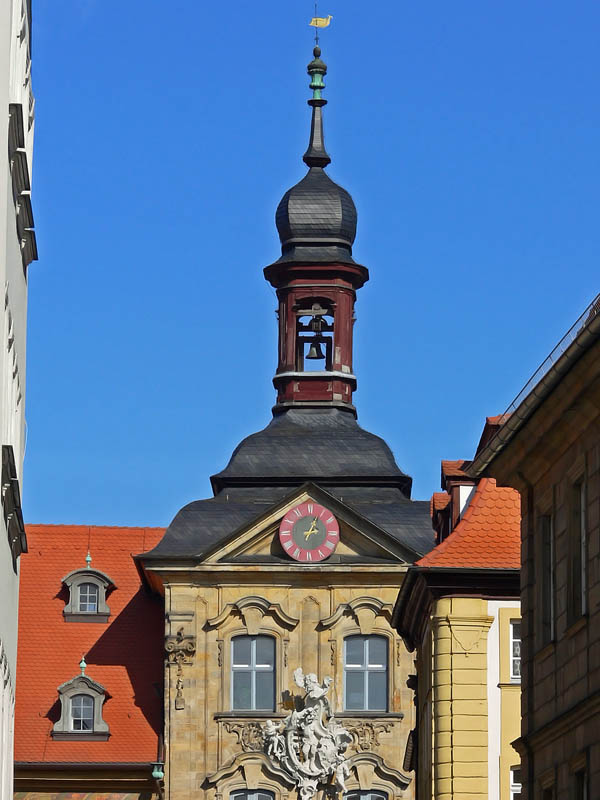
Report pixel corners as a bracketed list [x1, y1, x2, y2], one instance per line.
[304, 518, 319, 540]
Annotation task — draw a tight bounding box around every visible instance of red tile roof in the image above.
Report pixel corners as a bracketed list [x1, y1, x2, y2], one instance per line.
[16, 525, 165, 764]
[417, 478, 520, 569]
[440, 459, 472, 480]
[430, 492, 451, 517]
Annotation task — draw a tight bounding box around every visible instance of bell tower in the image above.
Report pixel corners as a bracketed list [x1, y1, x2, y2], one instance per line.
[264, 46, 369, 416]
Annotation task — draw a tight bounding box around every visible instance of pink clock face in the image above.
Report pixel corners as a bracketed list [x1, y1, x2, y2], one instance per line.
[279, 501, 340, 562]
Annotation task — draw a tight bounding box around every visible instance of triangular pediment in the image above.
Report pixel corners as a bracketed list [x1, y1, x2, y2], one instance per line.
[200, 483, 417, 566]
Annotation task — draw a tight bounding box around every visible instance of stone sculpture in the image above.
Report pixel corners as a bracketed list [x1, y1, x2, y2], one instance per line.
[264, 667, 352, 800]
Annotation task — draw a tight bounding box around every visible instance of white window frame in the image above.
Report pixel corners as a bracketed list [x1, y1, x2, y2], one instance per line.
[78, 582, 99, 613]
[70, 693, 95, 732]
[345, 792, 387, 800]
[231, 635, 275, 711]
[343, 635, 388, 712]
[510, 621, 521, 682]
[509, 766, 522, 799]
[231, 791, 274, 800]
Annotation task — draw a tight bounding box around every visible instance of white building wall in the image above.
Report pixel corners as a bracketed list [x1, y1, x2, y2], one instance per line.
[0, 0, 35, 796]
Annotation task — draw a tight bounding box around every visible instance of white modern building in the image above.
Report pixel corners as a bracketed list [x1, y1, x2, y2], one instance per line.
[0, 0, 36, 795]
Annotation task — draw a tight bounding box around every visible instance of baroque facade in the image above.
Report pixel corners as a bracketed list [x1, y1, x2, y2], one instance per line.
[394, 439, 522, 800]
[0, 0, 37, 795]
[470, 296, 600, 799]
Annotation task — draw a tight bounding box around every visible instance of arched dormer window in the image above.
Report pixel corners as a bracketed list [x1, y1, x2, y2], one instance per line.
[62, 566, 114, 622]
[52, 660, 109, 740]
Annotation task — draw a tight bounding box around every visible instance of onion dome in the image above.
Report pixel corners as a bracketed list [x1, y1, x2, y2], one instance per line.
[273, 46, 358, 265]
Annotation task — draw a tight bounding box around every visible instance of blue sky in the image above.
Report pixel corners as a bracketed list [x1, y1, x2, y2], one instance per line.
[25, 0, 600, 525]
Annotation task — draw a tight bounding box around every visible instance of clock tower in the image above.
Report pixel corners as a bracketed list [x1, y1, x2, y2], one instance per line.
[139, 44, 433, 800]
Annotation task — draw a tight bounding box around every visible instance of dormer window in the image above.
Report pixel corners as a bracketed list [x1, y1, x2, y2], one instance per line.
[62, 560, 114, 622]
[52, 659, 109, 740]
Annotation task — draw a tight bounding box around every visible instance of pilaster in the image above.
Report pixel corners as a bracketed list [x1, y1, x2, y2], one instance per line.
[432, 597, 493, 800]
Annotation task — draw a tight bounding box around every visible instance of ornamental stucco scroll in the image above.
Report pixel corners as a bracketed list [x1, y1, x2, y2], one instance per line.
[263, 667, 352, 800]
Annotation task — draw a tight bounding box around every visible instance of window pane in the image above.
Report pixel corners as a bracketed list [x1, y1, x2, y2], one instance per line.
[368, 671, 387, 710]
[368, 637, 387, 667]
[345, 636, 365, 667]
[78, 583, 98, 612]
[255, 671, 275, 710]
[232, 671, 252, 709]
[345, 671, 365, 709]
[255, 636, 275, 668]
[71, 694, 94, 731]
[232, 636, 252, 667]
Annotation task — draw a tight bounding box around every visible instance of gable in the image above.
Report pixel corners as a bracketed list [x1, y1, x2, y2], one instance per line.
[202, 484, 416, 565]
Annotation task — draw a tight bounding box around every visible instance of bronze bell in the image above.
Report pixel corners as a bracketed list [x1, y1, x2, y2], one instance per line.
[306, 339, 325, 359]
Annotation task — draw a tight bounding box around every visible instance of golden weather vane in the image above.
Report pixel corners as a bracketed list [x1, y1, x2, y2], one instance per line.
[309, 2, 332, 45]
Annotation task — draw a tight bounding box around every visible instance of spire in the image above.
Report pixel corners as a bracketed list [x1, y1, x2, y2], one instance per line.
[303, 46, 331, 168]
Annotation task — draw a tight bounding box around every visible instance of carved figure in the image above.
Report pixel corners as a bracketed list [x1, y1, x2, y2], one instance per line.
[263, 667, 351, 800]
[264, 719, 285, 760]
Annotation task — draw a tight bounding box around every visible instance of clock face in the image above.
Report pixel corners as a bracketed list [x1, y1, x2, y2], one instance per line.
[278, 501, 339, 562]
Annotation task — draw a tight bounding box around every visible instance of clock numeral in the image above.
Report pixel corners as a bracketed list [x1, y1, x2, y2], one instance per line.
[283, 541, 293, 550]
[319, 509, 325, 518]
[307, 504, 313, 513]
[317, 550, 325, 558]
[325, 540, 336, 550]
[305, 551, 312, 561]
[326, 516, 334, 523]
[281, 531, 291, 537]
[293, 547, 301, 557]
[284, 518, 294, 525]
[294, 509, 302, 518]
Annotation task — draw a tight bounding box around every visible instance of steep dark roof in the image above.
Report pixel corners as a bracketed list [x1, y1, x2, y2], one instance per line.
[142, 485, 433, 562]
[211, 409, 412, 495]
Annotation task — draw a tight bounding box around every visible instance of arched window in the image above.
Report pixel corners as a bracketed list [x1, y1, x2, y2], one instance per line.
[78, 582, 99, 612]
[231, 635, 275, 711]
[71, 694, 94, 731]
[344, 635, 387, 711]
[345, 792, 387, 800]
[231, 791, 274, 800]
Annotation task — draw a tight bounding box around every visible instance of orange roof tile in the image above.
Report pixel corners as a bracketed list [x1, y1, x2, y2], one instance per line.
[417, 478, 520, 569]
[16, 525, 165, 764]
[430, 492, 451, 517]
[440, 459, 472, 480]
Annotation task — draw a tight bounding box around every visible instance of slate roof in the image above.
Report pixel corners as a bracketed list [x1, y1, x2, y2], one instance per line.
[16, 525, 164, 764]
[142, 485, 433, 561]
[142, 409, 434, 562]
[212, 409, 412, 494]
[273, 166, 358, 265]
[417, 478, 520, 569]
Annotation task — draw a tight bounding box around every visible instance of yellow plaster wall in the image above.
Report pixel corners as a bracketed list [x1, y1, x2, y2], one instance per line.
[431, 597, 493, 800]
